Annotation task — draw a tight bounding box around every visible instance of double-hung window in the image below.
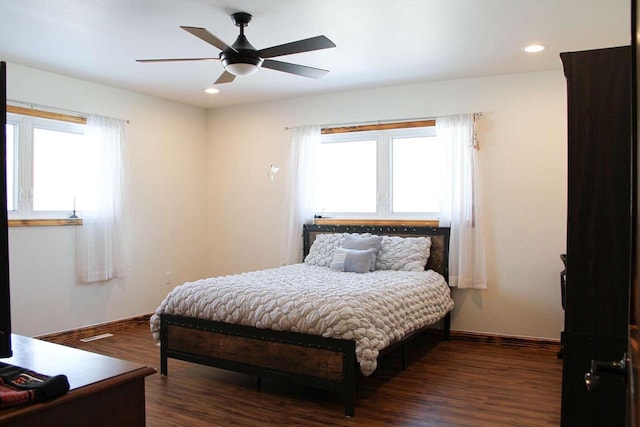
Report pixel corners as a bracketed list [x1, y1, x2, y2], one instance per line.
[6, 112, 93, 219]
[313, 125, 441, 220]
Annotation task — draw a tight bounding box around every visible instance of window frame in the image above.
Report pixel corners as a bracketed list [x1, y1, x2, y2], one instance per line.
[315, 125, 439, 220]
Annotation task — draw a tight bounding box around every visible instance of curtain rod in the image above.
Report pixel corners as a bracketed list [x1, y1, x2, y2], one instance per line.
[7, 98, 130, 124]
[283, 112, 483, 131]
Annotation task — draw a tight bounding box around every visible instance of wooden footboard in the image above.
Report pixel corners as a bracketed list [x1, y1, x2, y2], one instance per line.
[160, 314, 358, 416]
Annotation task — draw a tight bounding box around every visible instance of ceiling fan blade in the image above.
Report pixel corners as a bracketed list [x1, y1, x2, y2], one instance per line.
[262, 59, 329, 79]
[180, 26, 237, 52]
[258, 35, 336, 58]
[214, 71, 236, 85]
[136, 57, 219, 63]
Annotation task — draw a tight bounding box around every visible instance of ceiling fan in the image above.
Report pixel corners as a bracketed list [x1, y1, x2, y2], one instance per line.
[137, 12, 336, 85]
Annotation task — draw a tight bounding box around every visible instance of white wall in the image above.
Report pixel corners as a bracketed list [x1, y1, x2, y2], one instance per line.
[206, 70, 567, 340]
[6, 63, 210, 336]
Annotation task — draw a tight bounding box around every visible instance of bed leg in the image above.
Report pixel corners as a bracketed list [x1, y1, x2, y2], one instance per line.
[401, 344, 407, 370]
[160, 321, 168, 375]
[444, 312, 451, 342]
[344, 345, 356, 418]
[345, 387, 355, 418]
[160, 339, 168, 376]
[256, 376, 262, 391]
[161, 353, 167, 376]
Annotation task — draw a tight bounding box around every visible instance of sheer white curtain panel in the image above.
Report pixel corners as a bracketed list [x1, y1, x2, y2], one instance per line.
[437, 114, 487, 289]
[76, 115, 132, 283]
[281, 125, 321, 264]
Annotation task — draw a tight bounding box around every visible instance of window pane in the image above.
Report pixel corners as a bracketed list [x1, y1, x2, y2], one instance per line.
[314, 140, 377, 213]
[33, 128, 88, 212]
[5, 124, 14, 211]
[392, 136, 441, 213]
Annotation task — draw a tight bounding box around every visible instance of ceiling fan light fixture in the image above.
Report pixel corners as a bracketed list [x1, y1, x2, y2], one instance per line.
[224, 62, 260, 76]
[220, 50, 263, 76]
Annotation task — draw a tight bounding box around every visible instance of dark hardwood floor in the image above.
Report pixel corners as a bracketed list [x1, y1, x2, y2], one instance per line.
[62, 322, 562, 426]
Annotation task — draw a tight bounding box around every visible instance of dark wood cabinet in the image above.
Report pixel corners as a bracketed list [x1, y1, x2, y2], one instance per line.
[561, 46, 632, 426]
[0, 335, 156, 426]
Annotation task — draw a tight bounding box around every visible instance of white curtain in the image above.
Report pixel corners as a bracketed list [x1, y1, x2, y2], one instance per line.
[76, 115, 132, 283]
[437, 114, 487, 289]
[281, 125, 321, 264]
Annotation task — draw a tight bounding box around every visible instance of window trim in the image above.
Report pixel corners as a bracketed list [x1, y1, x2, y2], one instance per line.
[7, 105, 86, 125]
[313, 218, 439, 227]
[321, 119, 435, 134]
[8, 218, 82, 227]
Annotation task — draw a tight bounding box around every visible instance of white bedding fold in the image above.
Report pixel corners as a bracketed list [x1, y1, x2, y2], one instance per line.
[150, 263, 454, 376]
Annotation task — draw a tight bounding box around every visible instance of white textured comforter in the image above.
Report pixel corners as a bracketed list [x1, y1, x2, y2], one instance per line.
[150, 264, 454, 376]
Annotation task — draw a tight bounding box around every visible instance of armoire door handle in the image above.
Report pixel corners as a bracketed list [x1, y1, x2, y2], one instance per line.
[584, 354, 627, 391]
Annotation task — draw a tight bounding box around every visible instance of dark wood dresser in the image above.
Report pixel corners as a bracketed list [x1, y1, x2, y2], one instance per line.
[0, 334, 156, 426]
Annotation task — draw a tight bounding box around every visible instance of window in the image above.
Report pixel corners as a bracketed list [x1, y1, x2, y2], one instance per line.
[6, 112, 93, 219]
[314, 126, 440, 219]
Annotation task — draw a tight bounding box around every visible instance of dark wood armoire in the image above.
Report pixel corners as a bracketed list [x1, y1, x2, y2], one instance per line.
[561, 46, 632, 426]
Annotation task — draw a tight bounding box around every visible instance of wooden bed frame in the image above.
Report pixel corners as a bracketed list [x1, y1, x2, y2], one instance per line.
[159, 224, 451, 417]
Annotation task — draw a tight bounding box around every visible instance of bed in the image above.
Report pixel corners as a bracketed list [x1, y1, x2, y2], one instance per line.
[150, 224, 454, 417]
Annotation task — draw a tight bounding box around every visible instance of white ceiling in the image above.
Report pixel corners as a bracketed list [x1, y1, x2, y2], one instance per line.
[0, 0, 630, 109]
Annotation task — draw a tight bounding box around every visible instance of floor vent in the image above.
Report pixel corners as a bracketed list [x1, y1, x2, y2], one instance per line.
[80, 333, 114, 342]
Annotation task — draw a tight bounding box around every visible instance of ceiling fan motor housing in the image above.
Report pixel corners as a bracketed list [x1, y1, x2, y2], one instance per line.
[221, 12, 263, 75]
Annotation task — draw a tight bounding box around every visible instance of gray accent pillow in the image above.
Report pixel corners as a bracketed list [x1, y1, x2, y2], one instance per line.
[330, 248, 377, 274]
[342, 234, 382, 271]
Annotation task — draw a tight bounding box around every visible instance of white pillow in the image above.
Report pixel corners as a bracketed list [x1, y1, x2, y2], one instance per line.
[304, 233, 371, 267]
[375, 236, 431, 271]
[330, 248, 376, 274]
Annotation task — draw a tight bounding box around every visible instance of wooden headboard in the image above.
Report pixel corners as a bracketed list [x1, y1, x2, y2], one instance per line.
[302, 224, 450, 282]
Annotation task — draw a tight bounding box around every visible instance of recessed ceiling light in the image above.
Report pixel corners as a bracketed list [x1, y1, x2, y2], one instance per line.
[204, 87, 219, 94]
[523, 44, 545, 53]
